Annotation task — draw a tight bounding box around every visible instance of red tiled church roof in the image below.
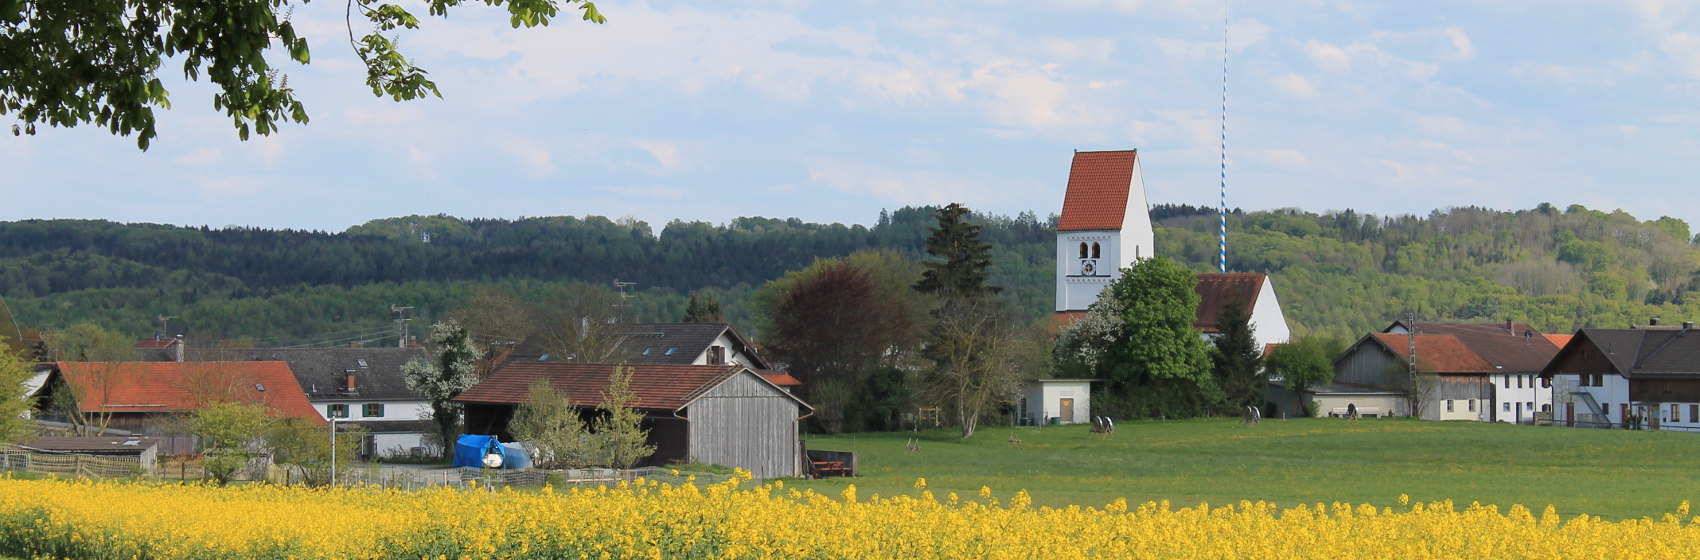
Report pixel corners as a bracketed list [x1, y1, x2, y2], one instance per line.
[1193, 273, 1265, 332]
[1058, 150, 1138, 231]
[51, 361, 322, 422]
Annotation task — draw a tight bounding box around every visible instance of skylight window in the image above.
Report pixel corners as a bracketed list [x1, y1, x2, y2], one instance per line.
[357, 359, 368, 368]
[665, 347, 679, 356]
[642, 347, 654, 355]
[254, 383, 266, 392]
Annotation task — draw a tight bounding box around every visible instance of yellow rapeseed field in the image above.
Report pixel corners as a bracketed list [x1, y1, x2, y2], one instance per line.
[0, 472, 1695, 559]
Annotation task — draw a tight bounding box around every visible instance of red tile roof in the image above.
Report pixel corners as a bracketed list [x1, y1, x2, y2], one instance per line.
[759, 373, 803, 387]
[454, 363, 806, 411]
[1544, 334, 1573, 348]
[51, 361, 322, 422]
[1194, 273, 1265, 332]
[1367, 334, 1498, 373]
[1058, 150, 1138, 231]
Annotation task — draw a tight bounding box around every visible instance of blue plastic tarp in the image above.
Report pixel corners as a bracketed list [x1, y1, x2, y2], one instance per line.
[451, 434, 534, 469]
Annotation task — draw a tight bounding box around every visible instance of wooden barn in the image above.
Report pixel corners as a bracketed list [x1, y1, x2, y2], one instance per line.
[454, 363, 812, 478]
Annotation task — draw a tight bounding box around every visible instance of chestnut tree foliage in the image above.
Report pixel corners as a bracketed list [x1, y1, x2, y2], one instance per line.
[0, 0, 606, 148]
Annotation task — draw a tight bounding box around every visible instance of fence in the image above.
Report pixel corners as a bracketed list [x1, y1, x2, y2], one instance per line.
[0, 447, 148, 479]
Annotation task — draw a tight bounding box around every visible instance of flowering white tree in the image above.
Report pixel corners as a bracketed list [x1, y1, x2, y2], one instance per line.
[402, 320, 484, 458]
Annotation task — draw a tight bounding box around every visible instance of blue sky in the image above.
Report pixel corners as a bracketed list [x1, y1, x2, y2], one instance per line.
[5, 1, 1700, 234]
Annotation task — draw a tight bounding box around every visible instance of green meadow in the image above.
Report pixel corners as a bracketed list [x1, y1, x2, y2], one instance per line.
[791, 418, 1700, 521]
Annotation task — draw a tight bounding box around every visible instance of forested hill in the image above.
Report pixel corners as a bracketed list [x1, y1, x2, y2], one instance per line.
[2, 203, 1697, 346]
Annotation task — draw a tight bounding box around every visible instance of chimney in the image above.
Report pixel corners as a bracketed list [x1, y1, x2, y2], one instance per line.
[1650, 316, 1661, 326]
[1685, 321, 1695, 330]
[174, 334, 184, 362]
[1505, 318, 1513, 331]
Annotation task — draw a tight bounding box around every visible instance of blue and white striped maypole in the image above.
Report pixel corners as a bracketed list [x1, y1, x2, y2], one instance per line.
[1218, 19, 1229, 274]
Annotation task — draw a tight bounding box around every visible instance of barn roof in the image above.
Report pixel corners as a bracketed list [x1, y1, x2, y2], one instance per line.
[1058, 150, 1138, 232]
[453, 362, 809, 411]
[1194, 273, 1266, 332]
[23, 436, 161, 453]
[1359, 330, 1559, 375]
[46, 361, 323, 422]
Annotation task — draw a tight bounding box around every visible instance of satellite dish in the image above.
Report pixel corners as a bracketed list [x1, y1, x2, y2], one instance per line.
[482, 453, 504, 469]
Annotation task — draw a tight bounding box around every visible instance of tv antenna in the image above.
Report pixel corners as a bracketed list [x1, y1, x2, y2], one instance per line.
[613, 279, 637, 323]
[157, 315, 177, 339]
[391, 305, 415, 348]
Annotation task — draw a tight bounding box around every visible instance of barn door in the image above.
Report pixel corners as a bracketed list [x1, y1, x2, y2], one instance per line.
[1059, 398, 1075, 423]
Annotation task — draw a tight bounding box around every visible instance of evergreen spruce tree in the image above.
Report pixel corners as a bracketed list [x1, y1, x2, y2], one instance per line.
[682, 293, 725, 323]
[1209, 301, 1264, 412]
[914, 203, 1001, 298]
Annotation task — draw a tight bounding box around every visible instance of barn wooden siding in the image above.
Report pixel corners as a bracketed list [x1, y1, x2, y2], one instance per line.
[686, 373, 800, 479]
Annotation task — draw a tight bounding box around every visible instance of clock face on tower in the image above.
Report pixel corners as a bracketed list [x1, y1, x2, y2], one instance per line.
[1081, 260, 1096, 276]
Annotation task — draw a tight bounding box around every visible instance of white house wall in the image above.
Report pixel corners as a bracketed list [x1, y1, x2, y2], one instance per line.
[1488, 373, 1552, 423]
[312, 399, 431, 422]
[688, 332, 760, 368]
[1249, 278, 1291, 349]
[1554, 374, 1629, 427]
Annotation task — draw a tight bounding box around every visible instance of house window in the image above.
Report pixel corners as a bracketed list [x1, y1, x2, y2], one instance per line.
[708, 345, 726, 365]
[1503, 376, 1510, 388]
[1517, 376, 1524, 389]
[1690, 405, 1697, 422]
[327, 404, 349, 418]
[1673, 404, 1682, 423]
[1502, 402, 1510, 412]
[1468, 399, 1476, 412]
[1541, 377, 1550, 388]
[364, 403, 384, 418]
[1526, 401, 1534, 412]
[1446, 400, 1454, 412]
[1078, 242, 1088, 258]
[1091, 242, 1101, 258]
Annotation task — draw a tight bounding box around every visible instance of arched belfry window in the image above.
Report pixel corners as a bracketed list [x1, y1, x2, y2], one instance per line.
[1078, 242, 1088, 259]
[1091, 242, 1101, 259]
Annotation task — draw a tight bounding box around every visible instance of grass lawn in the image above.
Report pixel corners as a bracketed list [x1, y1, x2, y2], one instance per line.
[789, 417, 1700, 521]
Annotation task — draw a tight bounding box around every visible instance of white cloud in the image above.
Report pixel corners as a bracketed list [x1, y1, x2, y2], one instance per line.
[1304, 40, 1353, 73]
[505, 138, 555, 175]
[1258, 149, 1310, 169]
[173, 147, 222, 166]
[1270, 73, 1319, 100]
[629, 140, 682, 171]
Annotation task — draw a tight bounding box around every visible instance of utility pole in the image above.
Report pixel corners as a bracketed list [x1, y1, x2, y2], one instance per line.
[391, 305, 415, 348]
[1406, 311, 1418, 418]
[157, 314, 176, 338]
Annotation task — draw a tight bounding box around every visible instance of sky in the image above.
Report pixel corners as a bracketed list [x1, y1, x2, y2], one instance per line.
[5, 0, 1700, 234]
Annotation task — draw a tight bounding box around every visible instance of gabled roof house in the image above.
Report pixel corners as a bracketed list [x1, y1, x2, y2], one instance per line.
[32, 361, 323, 434]
[1544, 322, 1700, 429]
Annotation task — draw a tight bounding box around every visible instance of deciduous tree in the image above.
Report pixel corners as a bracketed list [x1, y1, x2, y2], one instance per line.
[402, 320, 483, 458]
[509, 378, 592, 469]
[761, 258, 913, 433]
[920, 298, 1029, 438]
[2, 0, 606, 149]
[0, 343, 35, 445]
[189, 401, 270, 484]
[1070, 256, 1214, 418]
[1264, 334, 1343, 417]
[594, 365, 653, 469]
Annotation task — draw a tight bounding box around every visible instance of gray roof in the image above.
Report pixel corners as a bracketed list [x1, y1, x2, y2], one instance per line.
[1548, 327, 1700, 378]
[182, 347, 429, 401]
[515, 323, 770, 369]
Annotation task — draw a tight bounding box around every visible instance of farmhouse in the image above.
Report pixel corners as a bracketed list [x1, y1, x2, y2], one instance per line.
[30, 361, 324, 434]
[1543, 322, 1700, 430]
[605, 322, 770, 368]
[1328, 320, 1558, 421]
[173, 347, 434, 458]
[1193, 272, 1292, 353]
[454, 362, 812, 478]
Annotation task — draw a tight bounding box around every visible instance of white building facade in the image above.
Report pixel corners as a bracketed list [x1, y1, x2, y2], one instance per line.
[1055, 150, 1154, 313]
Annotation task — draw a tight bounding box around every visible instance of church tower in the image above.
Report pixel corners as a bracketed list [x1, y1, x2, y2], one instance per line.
[1055, 149, 1156, 313]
